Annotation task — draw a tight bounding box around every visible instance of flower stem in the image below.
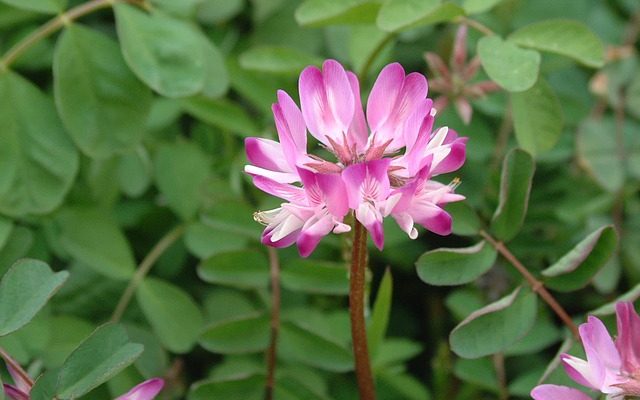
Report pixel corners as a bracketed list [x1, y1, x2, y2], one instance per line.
[110, 225, 185, 323]
[479, 230, 580, 340]
[350, 220, 376, 400]
[457, 16, 495, 36]
[0, 0, 144, 70]
[264, 247, 281, 400]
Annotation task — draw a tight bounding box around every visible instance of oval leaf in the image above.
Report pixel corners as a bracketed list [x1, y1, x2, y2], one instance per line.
[295, 0, 381, 27]
[450, 287, 537, 358]
[114, 3, 206, 97]
[199, 314, 270, 354]
[53, 24, 152, 159]
[56, 207, 136, 280]
[137, 277, 204, 353]
[0, 259, 68, 336]
[0, 0, 64, 14]
[280, 259, 349, 295]
[198, 250, 269, 289]
[511, 78, 564, 156]
[377, 0, 464, 33]
[239, 46, 322, 74]
[509, 19, 605, 68]
[542, 225, 618, 292]
[0, 72, 79, 217]
[416, 242, 497, 286]
[56, 324, 143, 399]
[477, 35, 540, 92]
[181, 97, 260, 137]
[154, 141, 210, 221]
[189, 375, 264, 400]
[279, 322, 353, 372]
[490, 148, 535, 242]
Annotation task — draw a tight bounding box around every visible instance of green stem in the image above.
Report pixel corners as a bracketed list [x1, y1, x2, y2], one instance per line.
[457, 16, 495, 36]
[110, 225, 185, 323]
[350, 220, 376, 400]
[264, 247, 281, 400]
[0, 0, 143, 70]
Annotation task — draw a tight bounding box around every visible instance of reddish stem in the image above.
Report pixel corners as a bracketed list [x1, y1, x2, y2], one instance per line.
[350, 220, 376, 399]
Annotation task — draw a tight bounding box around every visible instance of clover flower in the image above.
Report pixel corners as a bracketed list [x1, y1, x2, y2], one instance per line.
[246, 60, 467, 257]
[531, 302, 640, 400]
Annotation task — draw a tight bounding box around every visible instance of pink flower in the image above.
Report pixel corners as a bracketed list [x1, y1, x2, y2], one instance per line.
[246, 60, 466, 256]
[114, 378, 164, 400]
[531, 302, 640, 400]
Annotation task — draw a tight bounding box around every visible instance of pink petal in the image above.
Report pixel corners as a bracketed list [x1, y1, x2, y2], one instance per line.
[346, 71, 368, 152]
[367, 63, 405, 134]
[244, 165, 299, 184]
[114, 378, 164, 400]
[581, 316, 621, 378]
[431, 136, 467, 175]
[615, 301, 640, 372]
[315, 172, 349, 217]
[3, 384, 29, 400]
[355, 202, 384, 250]
[413, 205, 452, 236]
[342, 162, 367, 209]
[297, 213, 335, 257]
[322, 60, 354, 134]
[561, 353, 599, 390]
[299, 60, 354, 147]
[273, 90, 307, 169]
[252, 176, 306, 204]
[530, 384, 592, 400]
[6, 362, 31, 393]
[245, 138, 292, 174]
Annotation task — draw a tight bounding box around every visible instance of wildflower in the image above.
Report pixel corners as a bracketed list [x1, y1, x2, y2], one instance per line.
[425, 25, 500, 124]
[531, 302, 640, 400]
[246, 60, 466, 256]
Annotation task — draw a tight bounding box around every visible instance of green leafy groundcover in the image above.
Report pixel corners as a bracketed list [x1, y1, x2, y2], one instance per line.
[0, 0, 638, 399]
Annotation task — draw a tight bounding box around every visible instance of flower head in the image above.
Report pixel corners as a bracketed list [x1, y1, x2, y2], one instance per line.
[531, 302, 640, 400]
[246, 60, 467, 256]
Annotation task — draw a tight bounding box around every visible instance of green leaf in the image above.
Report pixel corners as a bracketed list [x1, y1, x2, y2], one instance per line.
[200, 35, 229, 98]
[416, 242, 497, 286]
[56, 207, 136, 280]
[182, 96, 260, 137]
[0, 259, 68, 336]
[114, 3, 206, 97]
[117, 147, 152, 198]
[377, 0, 465, 33]
[154, 141, 210, 220]
[477, 35, 541, 92]
[368, 268, 392, 357]
[53, 24, 152, 159]
[373, 338, 422, 368]
[449, 287, 537, 358]
[279, 322, 353, 372]
[511, 78, 564, 156]
[576, 117, 631, 192]
[40, 316, 94, 368]
[56, 324, 143, 399]
[462, 0, 502, 14]
[137, 277, 204, 353]
[509, 19, 605, 68]
[30, 371, 58, 400]
[0, 0, 65, 14]
[295, 0, 381, 27]
[198, 250, 269, 289]
[542, 225, 618, 292]
[280, 259, 349, 295]
[0, 217, 13, 252]
[189, 375, 264, 400]
[239, 46, 322, 74]
[0, 72, 78, 217]
[490, 148, 535, 242]
[199, 314, 270, 354]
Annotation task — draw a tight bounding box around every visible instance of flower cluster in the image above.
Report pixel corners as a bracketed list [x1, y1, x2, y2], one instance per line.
[245, 60, 467, 257]
[531, 302, 640, 400]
